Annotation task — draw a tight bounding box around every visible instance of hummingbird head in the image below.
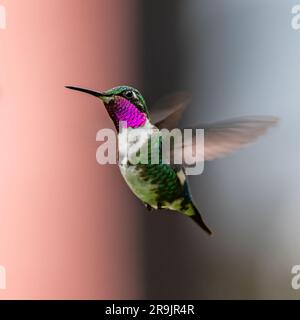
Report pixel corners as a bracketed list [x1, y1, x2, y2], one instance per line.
[65, 85, 149, 130]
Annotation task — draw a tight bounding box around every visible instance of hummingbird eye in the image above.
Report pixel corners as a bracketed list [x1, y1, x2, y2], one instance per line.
[124, 90, 135, 99]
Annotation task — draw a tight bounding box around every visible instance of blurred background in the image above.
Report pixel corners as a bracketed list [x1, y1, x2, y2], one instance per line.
[0, 0, 300, 299]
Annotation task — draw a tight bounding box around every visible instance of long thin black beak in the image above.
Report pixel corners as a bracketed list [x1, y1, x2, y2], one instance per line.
[65, 86, 105, 98]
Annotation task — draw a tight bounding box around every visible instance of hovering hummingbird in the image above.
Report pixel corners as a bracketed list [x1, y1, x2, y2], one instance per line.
[66, 85, 278, 235]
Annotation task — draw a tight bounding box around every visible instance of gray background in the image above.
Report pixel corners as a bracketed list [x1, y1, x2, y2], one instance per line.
[140, 0, 300, 299]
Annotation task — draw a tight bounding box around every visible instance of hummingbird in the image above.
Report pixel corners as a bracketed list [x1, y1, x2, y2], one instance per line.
[66, 85, 278, 235]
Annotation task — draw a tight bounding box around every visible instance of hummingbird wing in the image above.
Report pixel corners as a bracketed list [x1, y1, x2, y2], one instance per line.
[150, 91, 191, 130]
[150, 93, 278, 163]
[169, 116, 278, 165]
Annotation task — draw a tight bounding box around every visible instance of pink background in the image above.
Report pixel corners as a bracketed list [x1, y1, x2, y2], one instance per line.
[0, 0, 142, 299]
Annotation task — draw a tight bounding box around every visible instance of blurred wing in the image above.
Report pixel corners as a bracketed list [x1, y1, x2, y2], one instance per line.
[151, 91, 192, 130]
[171, 116, 279, 165]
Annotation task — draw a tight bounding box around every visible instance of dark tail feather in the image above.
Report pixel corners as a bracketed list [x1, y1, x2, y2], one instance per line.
[190, 204, 213, 236]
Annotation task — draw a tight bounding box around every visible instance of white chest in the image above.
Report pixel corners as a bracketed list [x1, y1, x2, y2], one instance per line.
[118, 120, 156, 165]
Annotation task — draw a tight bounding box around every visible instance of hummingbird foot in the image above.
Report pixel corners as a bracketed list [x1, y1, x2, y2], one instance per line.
[157, 202, 163, 210]
[144, 203, 153, 211]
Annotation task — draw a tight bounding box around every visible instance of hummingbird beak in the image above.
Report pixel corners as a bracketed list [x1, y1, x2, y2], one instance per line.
[65, 86, 112, 103]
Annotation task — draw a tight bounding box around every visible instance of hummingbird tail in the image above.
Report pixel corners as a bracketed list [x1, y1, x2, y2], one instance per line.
[190, 204, 213, 236]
